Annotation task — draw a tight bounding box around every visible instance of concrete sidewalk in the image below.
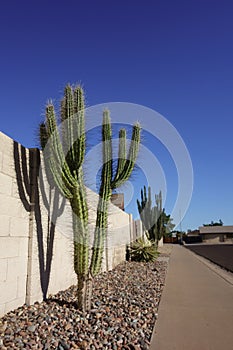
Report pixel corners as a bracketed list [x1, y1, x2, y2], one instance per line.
[150, 245, 233, 350]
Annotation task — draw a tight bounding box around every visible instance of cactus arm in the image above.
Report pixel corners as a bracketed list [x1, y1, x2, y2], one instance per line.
[112, 128, 127, 183]
[61, 85, 86, 172]
[137, 198, 142, 216]
[111, 123, 140, 189]
[148, 186, 152, 210]
[90, 110, 112, 277]
[91, 115, 141, 277]
[41, 107, 75, 196]
[73, 86, 85, 169]
[46, 104, 77, 191]
[61, 85, 75, 166]
[144, 185, 147, 203]
[39, 123, 49, 150]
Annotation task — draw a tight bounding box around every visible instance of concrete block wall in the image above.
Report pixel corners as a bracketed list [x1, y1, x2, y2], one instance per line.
[0, 131, 138, 317]
[0, 132, 30, 316]
[133, 219, 144, 240]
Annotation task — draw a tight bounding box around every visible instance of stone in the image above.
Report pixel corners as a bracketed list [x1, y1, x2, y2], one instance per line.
[0, 260, 168, 348]
[27, 325, 36, 332]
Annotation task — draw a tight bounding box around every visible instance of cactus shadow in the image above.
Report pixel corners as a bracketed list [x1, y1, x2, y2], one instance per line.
[46, 297, 78, 309]
[13, 141, 65, 301]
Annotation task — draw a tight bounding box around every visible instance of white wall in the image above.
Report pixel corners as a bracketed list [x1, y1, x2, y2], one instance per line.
[0, 132, 136, 317]
[0, 132, 30, 316]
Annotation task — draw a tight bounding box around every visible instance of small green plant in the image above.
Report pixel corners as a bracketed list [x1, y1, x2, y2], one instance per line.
[130, 235, 159, 262]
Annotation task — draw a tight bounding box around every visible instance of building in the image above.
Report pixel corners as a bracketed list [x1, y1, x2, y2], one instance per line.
[199, 225, 233, 243]
[111, 193, 124, 210]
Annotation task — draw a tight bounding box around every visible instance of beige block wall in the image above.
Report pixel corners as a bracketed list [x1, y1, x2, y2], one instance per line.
[0, 131, 138, 317]
[0, 132, 30, 316]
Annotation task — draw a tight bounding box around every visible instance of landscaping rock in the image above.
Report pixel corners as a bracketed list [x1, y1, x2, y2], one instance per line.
[0, 260, 168, 349]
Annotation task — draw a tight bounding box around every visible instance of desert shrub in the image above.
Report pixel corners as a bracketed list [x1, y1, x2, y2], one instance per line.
[130, 236, 159, 262]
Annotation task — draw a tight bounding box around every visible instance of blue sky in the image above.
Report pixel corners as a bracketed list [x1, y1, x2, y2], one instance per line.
[1, 0, 233, 230]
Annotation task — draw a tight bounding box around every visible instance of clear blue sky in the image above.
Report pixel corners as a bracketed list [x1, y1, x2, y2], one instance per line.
[1, 0, 233, 231]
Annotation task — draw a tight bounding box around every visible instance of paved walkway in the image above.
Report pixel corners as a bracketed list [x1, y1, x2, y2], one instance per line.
[150, 245, 233, 350]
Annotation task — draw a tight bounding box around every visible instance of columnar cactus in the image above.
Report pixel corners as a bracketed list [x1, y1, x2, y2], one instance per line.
[40, 85, 90, 310]
[40, 85, 141, 311]
[137, 186, 163, 243]
[90, 110, 141, 276]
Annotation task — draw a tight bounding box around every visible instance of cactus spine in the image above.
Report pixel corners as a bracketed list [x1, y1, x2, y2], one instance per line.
[40, 85, 141, 311]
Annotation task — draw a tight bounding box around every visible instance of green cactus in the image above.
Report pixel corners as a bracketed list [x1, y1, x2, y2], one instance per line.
[155, 191, 163, 243]
[40, 85, 90, 310]
[137, 186, 163, 244]
[90, 110, 141, 277]
[40, 85, 141, 311]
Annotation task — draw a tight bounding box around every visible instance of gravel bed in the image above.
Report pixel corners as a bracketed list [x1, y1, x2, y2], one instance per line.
[0, 260, 168, 350]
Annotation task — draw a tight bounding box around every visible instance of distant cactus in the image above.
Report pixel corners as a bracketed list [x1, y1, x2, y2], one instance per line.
[137, 186, 163, 244]
[40, 85, 141, 311]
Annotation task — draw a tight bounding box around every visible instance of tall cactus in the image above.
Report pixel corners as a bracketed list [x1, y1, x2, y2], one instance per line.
[40, 85, 89, 310]
[137, 186, 163, 244]
[90, 110, 141, 276]
[40, 85, 141, 311]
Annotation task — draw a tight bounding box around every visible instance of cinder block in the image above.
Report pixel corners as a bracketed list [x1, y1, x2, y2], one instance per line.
[0, 279, 18, 304]
[11, 178, 31, 203]
[18, 237, 29, 257]
[19, 205, 30, 220]
[2, 154, 15, 177]
[0, 259, 7, 282]
[0, 194, 24, 218]
[112, 246, 126, 268]
[0, 132, 13, 155]
[0, 173, 12, 195]
[0, 237, 19, 258]
[4, 296, 25, 315]
[108, 222, 130, 248]
[11, 178, 20, 199]
[10, 217, 29, 237]
[0, 215, 10, 236]
[17, 276, 27, 298]
[7, 257, 28, 281]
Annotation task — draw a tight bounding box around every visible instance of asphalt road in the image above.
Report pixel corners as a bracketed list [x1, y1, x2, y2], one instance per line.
[186, 244, 233, 272]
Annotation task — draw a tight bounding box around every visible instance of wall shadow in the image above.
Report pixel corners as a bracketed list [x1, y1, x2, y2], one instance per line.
[13, 142, 65, 300]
